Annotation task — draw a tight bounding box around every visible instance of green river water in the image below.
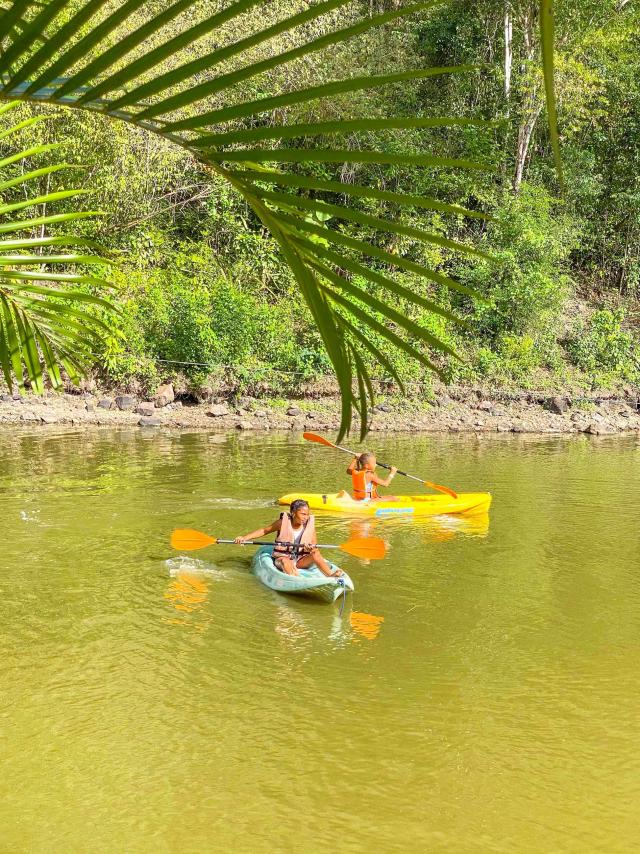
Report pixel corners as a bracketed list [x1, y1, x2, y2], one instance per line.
[1, 428, 639, 852]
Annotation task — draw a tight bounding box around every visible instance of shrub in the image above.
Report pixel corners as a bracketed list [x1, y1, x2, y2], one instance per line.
[458, 185, 577, 343]
[565, 308, 640, 382]
[94, 246, 333, 390]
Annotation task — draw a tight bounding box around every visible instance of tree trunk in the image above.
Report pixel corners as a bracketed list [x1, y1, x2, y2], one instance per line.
[512, 3, 540, 193]
[513, 96, 543, 193]
[504, 5, 513, 104]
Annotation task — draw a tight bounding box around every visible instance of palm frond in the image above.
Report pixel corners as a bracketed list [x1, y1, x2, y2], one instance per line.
[0, 0, 494, 436]
[539, 0, 563, 186]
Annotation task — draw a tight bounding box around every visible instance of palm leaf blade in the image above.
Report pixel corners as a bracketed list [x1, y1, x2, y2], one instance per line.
[339, 315, 406, 392]
[0, 292, 25, 390]
[539, 0, 563, 185]
[308, 257, 460, 359]
[290, 234, 468, 327]
[195, 117, 493, 148]
[166, 65, 476, 131]
[233, 168, 487, 220]
[84, 0, 265, 107]
[206, 148, 489, 171]
[258, 187, 492, 259]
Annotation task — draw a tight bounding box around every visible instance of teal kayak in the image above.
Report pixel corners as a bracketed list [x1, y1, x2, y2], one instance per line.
[251, 546, 354, 603]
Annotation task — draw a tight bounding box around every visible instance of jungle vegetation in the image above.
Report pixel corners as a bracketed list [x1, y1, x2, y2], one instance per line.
[0, 0, 638, 435]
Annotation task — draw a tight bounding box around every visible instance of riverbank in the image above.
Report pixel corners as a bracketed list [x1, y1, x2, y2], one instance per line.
[1, 384, 639, 435]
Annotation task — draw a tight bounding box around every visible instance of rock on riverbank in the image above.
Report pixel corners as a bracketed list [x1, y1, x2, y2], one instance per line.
[0, 386, 639, 435]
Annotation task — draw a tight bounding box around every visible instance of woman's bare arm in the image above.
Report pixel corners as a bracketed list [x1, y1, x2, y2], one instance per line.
[234, 518, 280, 543]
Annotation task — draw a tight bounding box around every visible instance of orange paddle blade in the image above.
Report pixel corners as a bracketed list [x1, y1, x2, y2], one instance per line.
[424, 481, 458, 499]
[339, 537, 386, 560]
[303, 432, 336, 448]
[171, 529, 217, 551]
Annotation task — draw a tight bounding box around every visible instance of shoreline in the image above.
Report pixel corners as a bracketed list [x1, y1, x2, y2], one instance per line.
[1, 386, 639, 435]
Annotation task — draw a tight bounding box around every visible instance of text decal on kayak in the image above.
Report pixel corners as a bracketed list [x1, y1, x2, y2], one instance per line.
[375, 508, 415, 516]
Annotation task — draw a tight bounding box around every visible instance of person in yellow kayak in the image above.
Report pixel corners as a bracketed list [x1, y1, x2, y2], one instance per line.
[347, 452, 398, 501]
[234, 499, 343, 578]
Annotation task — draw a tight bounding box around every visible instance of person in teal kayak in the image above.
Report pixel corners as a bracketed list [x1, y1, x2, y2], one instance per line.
[347, 452, 398, 501]
[234, 499, 343, 578]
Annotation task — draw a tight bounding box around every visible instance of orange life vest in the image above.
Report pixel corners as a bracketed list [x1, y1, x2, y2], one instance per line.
[351, 470, 379, 501]
[273, 512, 316, 557]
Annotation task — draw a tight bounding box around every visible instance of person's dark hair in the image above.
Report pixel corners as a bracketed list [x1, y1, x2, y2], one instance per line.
[289, 499, 310, 515]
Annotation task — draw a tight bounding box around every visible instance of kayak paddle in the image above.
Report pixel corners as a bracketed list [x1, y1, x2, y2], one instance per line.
[170, 529, 387, 560]
[303, 432, 459, 499]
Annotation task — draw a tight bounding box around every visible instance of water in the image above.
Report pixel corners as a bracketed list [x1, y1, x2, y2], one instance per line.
[1, 428, 639, 852]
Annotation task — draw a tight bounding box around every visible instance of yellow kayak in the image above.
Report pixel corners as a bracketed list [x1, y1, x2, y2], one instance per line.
[278, 490, 492, 517]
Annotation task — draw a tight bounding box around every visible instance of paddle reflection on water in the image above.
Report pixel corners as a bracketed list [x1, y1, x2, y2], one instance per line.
[350, 611, 385, 641]
[162, 556, 229, 633]
[164, 572, 208, 617]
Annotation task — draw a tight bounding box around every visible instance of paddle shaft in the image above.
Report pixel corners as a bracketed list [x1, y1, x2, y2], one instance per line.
[307, 432, 458, 498]
[326, 440, 422, 483]
[171, 528, 385, 559]
[216, 539, 340, 549]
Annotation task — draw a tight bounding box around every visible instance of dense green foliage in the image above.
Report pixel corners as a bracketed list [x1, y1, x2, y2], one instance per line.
[0, 102, 115, 393]
[565, 308, 639, 384]
[1, 0, 638, 398]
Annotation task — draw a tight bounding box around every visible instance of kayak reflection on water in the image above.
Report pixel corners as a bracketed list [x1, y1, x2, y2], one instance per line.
[272, 603, 385, 647]
[346, 513, 489, 546]
[417, 512, 490, 543]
